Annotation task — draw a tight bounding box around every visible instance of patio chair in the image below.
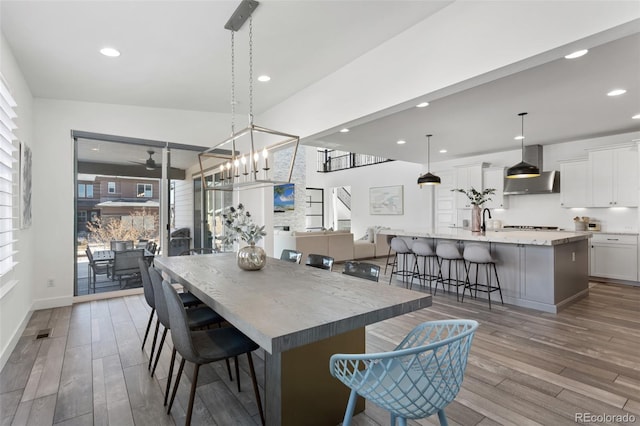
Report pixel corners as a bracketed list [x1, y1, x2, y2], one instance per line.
[85, 247, 109, 292]
[110, 240, 134, 251]
[305, 253, 334, 271]
[280, 249, 302, 263]
[342, 261, 381, 282]
[330, 319, 479, 426]
[111, 249, 144, 288]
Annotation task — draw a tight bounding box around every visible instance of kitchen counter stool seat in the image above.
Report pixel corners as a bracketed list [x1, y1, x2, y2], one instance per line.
[435, 242, 466, 301]
[462, 244, 504, 309]
[411, 239, 438, 292]
[388, 237, 417, 288]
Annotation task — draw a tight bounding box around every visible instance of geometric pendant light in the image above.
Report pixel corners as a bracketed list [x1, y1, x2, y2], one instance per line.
[417, 134, 441, 186]
[506, 112, 540, 179]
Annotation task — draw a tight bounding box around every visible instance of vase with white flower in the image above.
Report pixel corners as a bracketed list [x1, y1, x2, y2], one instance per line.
[222, 203, 267, 270]
[451, 187, 496, 232]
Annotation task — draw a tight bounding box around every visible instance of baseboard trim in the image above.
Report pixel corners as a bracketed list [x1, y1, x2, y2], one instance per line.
[31, 295, 74, 310]
[0, 309, 32, 372]
[73, 287, 143, 303]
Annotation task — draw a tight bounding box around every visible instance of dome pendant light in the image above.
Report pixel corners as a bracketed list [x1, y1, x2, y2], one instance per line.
[506, 112, 540, 179]
[417, 134, 441, 186]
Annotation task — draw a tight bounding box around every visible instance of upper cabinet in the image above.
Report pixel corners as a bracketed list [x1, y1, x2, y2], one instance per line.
[559, 160, 588, 208]
[482, 167, 508, 209]
[454, 163, 487, 209]
[588, 145, 638, 207]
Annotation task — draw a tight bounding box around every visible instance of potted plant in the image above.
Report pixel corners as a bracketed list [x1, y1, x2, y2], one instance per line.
[451, 187, 496, 232]
[222, 203, 267, 270]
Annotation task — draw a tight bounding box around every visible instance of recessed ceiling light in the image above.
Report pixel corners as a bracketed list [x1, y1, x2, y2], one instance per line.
[339, 128, 349, 133]
[514, 135, 525, 140]
[564, 49, 588, 59]
[607, 89, 627, 97]
[632, 114, 640, 120]
[439, 149, 447, 153]
[416, 102, 429, 108]
[397, 140, 406, 145]
[100, 47, 120, 57]
[91, 148, 100, 152]
[257, 75, 271, 82]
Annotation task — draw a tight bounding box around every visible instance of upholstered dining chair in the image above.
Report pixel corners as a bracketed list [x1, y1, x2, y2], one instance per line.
[148, 266, 231, 405]
[330, 319, 478, 426]
[305, 253, 334, 271]
[138, 259, 202, 370]
[280, 249, 303, 264]
[163, 280, 265, 426]
[342, 261, 381, 282]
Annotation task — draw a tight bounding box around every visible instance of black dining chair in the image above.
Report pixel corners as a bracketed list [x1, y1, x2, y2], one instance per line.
[305, 254, 334, 271]
[163, 280, 265, 426]
[280, 249, 303, 264]
[342, 261, 381, 282]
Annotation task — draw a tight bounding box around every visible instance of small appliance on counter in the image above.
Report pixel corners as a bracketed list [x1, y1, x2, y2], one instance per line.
[587, 221, 601, 231]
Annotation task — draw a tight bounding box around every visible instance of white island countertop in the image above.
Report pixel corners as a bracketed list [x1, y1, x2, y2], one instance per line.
[379, 228, 592, 246]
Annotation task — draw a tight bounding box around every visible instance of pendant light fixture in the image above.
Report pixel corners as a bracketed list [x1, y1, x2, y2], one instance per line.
[506, 112, 540, 179]
[417, 134, 441, 186]
[198, 0, 300, 191]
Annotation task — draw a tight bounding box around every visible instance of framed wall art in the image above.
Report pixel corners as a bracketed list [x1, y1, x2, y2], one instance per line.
[369, 185, 403, 215]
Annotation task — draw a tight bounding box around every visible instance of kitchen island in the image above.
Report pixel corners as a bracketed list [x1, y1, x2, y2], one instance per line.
[381, 228, 592, 313]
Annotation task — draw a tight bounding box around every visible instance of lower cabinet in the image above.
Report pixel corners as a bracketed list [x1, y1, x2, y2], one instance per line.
[590, 233, 638, 281]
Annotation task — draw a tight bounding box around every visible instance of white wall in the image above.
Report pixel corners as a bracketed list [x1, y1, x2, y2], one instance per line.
[0, 35, 36, 368]
[308, 131, 640, 237]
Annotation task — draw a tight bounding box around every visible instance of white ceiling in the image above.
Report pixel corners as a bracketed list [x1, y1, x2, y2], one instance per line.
[2, 1, 639, 167]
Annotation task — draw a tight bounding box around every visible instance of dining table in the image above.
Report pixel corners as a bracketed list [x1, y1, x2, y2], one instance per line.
[154, 253, 432, 426]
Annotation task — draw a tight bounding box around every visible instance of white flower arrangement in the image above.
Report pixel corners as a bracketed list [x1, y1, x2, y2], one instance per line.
[451, 187, 496, 206]
[221, 203, 266, 246]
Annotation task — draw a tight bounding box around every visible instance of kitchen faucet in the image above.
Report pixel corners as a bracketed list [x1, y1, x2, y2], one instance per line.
[481, 208, 492, 233]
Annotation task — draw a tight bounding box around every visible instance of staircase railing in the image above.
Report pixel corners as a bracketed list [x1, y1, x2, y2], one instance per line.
[317, 149, 392, 173]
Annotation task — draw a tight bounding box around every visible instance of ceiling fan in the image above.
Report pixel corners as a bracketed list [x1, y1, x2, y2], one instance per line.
[130, 150, 158, 170]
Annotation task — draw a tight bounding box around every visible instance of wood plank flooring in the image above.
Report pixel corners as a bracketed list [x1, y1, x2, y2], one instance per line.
[1, 259, 639, 425]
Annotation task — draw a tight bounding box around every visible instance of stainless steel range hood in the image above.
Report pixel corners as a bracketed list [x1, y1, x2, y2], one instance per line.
[503, 145, 560, 195]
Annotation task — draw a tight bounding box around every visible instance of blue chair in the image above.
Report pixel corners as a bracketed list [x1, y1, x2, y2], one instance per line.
[330, 319, 478, 426]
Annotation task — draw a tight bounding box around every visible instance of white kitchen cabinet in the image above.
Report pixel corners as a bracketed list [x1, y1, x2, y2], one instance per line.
[590, 233, 638, 281]
[454, 163, 487, 209]
[559, 160, 588, 207]
[482, 167, 508, 209]
[588, 145, 638, 207]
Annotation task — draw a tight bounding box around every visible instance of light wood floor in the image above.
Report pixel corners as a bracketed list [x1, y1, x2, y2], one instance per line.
[1, 260, 639, 426]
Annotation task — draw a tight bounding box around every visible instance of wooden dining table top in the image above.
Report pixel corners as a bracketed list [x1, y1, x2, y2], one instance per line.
[154, 253, 432, 354]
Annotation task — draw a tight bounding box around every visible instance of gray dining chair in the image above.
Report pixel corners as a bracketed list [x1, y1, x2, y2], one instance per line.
[163, 280, 265, 426]
[280, 249, 303, 263]
[342, 261, 381, 282]
[86, 247, 109, 292]
[305, 253, 334, 271]
[138, 259, 202, 371]
[148, 266, 230, 405]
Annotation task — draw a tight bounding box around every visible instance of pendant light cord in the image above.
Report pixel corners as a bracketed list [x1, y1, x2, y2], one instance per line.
[519, 112, 527, 158]
[248, 16, 254, 125]
[230, 31, 236, 135]
[426, 134, 432, 171]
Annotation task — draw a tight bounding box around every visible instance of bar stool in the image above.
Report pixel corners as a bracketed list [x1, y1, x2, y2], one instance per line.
[411, 239, 438, 292]
[383, 234, 396, 274]
[388, 237, 417, 288]
[435, 242, 466, 301]
[462, 244, 504, 309]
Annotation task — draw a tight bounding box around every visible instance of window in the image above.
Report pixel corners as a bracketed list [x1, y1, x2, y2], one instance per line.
[78, 183, 94, 198]
[77, 211, 87, 222]
[137, 183, 153, 198]
[108, 182, 116, 193]
[0, 76, 17, 278]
